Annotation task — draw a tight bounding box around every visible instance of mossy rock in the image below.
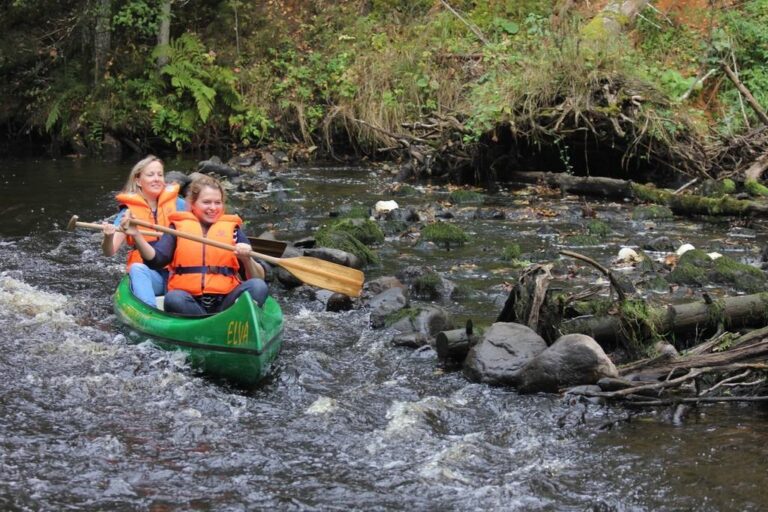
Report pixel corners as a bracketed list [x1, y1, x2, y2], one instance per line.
[422, 222, 469, 249]
[564, 234, 602, 246]
[501, 243, 522, 261]
[666, 249, 715, 285]
[393, 185, 419, 197]
[380, 219, 410, 236]
[586, 220, 611, 237]
[667, 249, 767, 293]
[384, 307, 419, 328]
[712, 253, 767, 293]
[449, 189, 485, 204]
[639, 275, 671, 293]
[631, 205, 674, 220]
[338, 205, 371, 219]
[411, 271, 443, 300]
[315, 229, 380, 265]
[325, 218, 384, 245]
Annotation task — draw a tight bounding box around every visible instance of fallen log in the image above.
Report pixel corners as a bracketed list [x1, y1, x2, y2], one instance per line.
[509, 171, 634, 198]
[560, 293, 768, 349]
[510, 170, 768, 216]
[435, 320, 477, 362]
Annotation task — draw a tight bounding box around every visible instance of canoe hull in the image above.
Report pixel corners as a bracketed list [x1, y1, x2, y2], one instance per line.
[114, 276, 283, 386]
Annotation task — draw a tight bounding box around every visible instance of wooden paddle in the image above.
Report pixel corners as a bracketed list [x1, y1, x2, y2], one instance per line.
[67, 215, 288, 258]
[67, 215, 160, 238]
[128, 218, 364, 297]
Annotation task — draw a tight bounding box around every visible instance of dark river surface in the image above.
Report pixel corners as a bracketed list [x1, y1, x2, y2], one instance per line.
[1, 156, 768, 511]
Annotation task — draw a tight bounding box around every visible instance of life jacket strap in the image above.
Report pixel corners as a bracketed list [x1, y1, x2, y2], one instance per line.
[173, 265, 237, 276]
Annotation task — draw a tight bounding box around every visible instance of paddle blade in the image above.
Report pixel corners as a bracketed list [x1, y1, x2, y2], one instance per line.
[275, 256, 364, 297]
[247, 237, 288, 258]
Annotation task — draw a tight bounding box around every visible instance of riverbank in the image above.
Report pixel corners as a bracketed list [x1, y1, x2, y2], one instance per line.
[2, 2, 767, 189]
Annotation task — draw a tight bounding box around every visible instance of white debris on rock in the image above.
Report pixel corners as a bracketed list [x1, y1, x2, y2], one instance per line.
[374, 200, 399, 214]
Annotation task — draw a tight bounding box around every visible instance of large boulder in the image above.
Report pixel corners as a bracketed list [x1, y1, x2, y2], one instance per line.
[517, 333, 618, 394]
[463, 323, 548, 386]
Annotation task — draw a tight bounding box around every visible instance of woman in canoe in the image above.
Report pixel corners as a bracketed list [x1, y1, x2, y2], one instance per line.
[102, 155, 184, 306]
[122, 175, 268, 315]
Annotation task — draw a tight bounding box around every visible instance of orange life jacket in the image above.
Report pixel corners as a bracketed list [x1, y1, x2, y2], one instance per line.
[167, 211, 243, 296]
[116, 183, 180, 269]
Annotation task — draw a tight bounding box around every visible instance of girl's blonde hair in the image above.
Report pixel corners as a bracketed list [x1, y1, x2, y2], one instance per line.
[186, 175, 227, 208]
[122, 155, 164, 193]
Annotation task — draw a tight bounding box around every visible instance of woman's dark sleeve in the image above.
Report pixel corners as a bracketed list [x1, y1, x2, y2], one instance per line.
[145, 231, 177, 269]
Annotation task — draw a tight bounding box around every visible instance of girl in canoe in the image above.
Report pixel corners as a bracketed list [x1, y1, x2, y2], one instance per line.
[102, 155, 185, 307]
[121, 175, 268, 316]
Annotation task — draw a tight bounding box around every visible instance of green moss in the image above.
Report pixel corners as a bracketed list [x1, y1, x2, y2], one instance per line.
[449, 189, 485, 204]
[745, 179, 768, 197]
[712, 254, 767, 293]
[384, 307, 419, 328]
[667, 249, 767, 293]
[315, 228, 380, 265]
[640, 275, 670, 293]
[564, 234, 602, 246]
[631, 183, 671, 204]
[340, 205, 371, 219]
[722, 178, 736, 194]
[393, 185, 419, 197]
[666, 249, 712, 285]
[567, 298, 614, 317]
[586, 220, 611, 237]
[706, 298, 727, 330]
[326, 218, 384, 245]
[618, 299, 668, 357]
[501, 243, 522, 261]
[422, 222, 469, 249]
[412, 271, 442, 300]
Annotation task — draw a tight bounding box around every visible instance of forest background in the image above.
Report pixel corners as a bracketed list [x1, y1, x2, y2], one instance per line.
[1, 0, 767, 184]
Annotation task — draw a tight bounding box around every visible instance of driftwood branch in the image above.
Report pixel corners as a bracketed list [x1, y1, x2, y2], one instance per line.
[722, 63, 768, 125]
[559, 250, 628, 302]
[439, 0, 490, 46]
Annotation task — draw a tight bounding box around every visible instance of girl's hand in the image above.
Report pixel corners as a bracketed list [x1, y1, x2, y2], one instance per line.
[102, 223, 116, 237]
[234, 242, 252, 259]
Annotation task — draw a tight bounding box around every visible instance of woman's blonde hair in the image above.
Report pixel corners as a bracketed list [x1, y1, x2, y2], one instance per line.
[122, 155, 164, 193]
[186, 175, 227, 208]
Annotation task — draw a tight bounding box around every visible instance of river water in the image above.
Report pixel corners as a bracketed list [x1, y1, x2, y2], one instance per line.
[1, 156, 767, 511]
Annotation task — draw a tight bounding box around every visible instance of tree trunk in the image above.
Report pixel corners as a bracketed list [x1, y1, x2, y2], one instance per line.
[581, 0, 652, 41]
[510, 171, 768, 217]
[156, 0, 172, 69]
[93, 0, 111, 84]
[560, 293, 768, 348]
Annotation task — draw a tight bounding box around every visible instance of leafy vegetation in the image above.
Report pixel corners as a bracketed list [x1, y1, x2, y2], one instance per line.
[1, 0, 767, 159]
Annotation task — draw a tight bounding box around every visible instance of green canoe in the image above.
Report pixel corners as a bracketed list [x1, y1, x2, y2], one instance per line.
[113, 276, 283, 386]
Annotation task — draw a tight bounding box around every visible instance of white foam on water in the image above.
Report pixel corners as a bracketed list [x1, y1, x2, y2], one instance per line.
[306, 395, 338, 415]
[0, 272, 70, 321]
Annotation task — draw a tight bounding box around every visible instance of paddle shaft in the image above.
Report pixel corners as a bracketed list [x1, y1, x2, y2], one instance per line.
[129, 218, 281, 264]
[74, 219, 160, 238]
